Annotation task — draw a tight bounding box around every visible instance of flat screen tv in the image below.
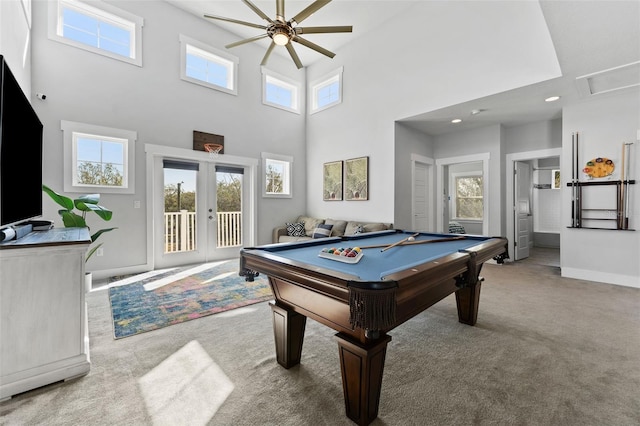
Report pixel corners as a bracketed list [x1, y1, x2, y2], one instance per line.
[0, 54, 44, 229]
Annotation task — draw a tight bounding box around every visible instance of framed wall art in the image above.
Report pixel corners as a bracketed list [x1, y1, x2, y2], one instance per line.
[344, 156, 369, 201]
[323, 161, 343, 201]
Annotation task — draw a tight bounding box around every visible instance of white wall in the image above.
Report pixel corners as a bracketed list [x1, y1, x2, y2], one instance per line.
[393, 122, 433, 230]
[27, 0, 306, 275]
[561, 89, 640, 287]
[305, 1, 561, 224]
[0, 0, 32, 95]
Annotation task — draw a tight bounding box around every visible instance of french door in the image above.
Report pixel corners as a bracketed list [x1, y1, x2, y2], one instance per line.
[148, 145, 257, 269]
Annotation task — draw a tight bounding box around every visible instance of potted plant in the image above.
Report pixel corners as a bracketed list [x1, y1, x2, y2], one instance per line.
[42, 184, 117, 262]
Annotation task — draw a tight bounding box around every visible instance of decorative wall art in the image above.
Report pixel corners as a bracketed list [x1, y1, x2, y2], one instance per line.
[323, 161, 343, 201]
[344, 156, 369, 201]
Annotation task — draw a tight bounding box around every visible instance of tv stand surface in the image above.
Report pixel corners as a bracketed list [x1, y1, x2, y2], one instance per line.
[0, 227, 91, 401]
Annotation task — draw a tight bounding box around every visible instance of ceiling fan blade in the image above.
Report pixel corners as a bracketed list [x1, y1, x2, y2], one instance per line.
[289, 0, 331, 25]
[261, 42, 277, 66]
[241, 0, 274, 23]
[226, 34, 269, 49]
[276, 0, 285, 21]
[285, 43, 304, 69]
[293, 36, 335, 59]
[204, 14, 267, 30]
[295, 25, 353, 35]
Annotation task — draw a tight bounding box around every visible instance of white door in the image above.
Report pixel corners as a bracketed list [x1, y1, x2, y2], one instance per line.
[154, 159, 248, 268]
[412, 162, 429, 231]
[514, 161, 531, 260]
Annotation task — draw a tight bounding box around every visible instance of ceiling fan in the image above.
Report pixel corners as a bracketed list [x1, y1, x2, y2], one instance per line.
[204, 0, 353, 69]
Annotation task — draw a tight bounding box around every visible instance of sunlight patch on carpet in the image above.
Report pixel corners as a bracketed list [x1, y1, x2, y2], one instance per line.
[108, 259, 272, 339]
[139, 340, 233, 426]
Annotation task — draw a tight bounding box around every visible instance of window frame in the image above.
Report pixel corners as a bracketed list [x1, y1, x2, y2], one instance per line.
[62, 120, 137, 194]
[450, 171, 484, 220]
[309, 66, 343, 114]
[179, 34, 239, 96]
[48, 0, 144, 67]
[261, 152, 293, 199]
[261, 67, 301, 114]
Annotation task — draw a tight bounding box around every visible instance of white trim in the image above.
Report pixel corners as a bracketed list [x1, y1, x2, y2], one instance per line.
[561, 267, 639, 289]
[505, 148, 562, 264]
[261, 67, 301, 114]
[450, 170, 483, 220]
[179, 34, 239, 96]
[48, 0, 144, 67]
[61, 120, 136, 194]
[436, 152, 490, 235]
[261, 152, 293, 198]
[144, 143, 258, 271]
[309, 66, 343, 114]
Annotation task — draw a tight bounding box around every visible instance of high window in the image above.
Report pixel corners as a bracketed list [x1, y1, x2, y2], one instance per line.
[48, 0, 143, 66]
[262, 153, 292, 198]
[261, 67, 301, 114]
[180, 35, 238, 95]
[452, 172, 484, 220]
[61, 121, 136, 194]
[310, 66, 343, 114]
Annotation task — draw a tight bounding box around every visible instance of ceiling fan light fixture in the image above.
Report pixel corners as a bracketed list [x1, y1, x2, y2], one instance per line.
[272, 30, 290, 46]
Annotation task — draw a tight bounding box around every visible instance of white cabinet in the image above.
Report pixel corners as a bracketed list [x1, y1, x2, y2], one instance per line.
[0, 228, 91, 400]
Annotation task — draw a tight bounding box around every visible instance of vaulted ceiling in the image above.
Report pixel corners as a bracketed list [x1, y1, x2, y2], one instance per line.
[167, 1, 640, 136]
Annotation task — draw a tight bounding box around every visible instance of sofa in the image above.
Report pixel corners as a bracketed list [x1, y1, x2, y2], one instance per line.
[273, 215, 393, 243]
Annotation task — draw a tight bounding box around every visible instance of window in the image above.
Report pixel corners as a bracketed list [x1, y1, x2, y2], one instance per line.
[261, 67, 301, 114]
[262, 153, 292, 198]
[48, 0, 143, 66]
[310, 66, 343, 114]
[452, 172, 483, 220]
[180, 35, 238, 95]
[62, 121, 136, 194]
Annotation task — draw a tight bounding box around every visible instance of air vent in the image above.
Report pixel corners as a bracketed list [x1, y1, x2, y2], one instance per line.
[576, 61, 640, 96]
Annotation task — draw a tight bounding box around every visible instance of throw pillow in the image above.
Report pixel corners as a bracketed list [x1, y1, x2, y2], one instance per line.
[325, 219, 347, 236]
[286, 222, 306, 237]
[352, 225, 365, 235]
[312, 223, 333, 239]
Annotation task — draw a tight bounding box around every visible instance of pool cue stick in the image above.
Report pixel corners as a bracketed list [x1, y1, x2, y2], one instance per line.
[380, 232, 420, 252]
[623, 142, 632, 229]
[359, 235, 465, 250]
[576, 132, 581, 227]
[571, 132, 576, 227]
[619, 142, 626, 229]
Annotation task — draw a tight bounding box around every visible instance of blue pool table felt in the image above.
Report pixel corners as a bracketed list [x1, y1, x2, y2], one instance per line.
[266, 231, 488, 281]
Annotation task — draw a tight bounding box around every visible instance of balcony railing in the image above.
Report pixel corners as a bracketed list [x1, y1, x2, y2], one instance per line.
[164, 210, 242, 253]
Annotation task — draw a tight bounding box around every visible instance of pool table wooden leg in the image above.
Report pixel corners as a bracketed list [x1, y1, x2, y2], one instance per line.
[455, 281, 482, 325]
[335, 332, 392, 426]
[269, 301, 306, 369]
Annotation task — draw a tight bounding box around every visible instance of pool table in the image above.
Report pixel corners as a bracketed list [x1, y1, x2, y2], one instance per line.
[240, 230, 508, 426]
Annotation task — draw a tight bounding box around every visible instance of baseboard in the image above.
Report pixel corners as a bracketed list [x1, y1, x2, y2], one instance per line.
[89, 264, 152, 280]
[561, 267, 640, 289]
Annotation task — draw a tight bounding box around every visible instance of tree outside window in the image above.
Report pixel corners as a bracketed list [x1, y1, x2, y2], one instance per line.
[262, 153, 292, 198]
[455, 175, 483, 219]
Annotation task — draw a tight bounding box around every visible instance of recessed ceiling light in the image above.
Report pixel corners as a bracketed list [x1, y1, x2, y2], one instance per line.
[545, 96, 561, 102]
[471, 109, 482, 115]
[451, 118, 462, 123]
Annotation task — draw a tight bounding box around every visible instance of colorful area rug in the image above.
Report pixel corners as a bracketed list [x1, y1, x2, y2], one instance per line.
[108, 259, 272, 339]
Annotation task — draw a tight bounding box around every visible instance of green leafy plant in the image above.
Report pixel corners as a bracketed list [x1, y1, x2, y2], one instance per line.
[42, 184, 117, 261]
